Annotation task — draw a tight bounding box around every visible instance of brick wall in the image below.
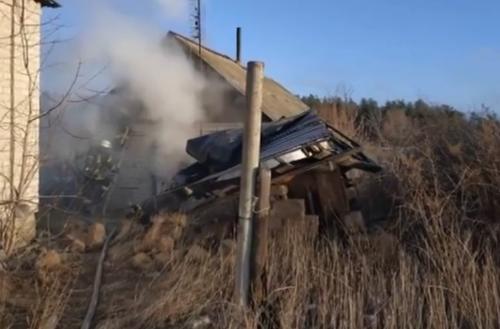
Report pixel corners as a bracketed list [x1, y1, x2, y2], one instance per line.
[0, 1, 41, 207]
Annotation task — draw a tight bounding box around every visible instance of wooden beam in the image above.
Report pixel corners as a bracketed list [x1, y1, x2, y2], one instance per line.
[251, 166, 271, 305]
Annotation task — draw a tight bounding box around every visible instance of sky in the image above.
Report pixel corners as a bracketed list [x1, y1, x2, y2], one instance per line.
[42, 0, 500, 112]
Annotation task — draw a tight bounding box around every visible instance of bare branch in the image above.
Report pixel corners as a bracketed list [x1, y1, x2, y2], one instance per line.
[29, 61, 82, 122]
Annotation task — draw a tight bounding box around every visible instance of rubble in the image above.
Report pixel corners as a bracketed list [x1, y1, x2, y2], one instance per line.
[140, 110, 380, 219]
[131, 110, 382, 250]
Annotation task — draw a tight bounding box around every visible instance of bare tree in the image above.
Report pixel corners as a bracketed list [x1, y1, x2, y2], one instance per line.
[0, 0, 81, 255]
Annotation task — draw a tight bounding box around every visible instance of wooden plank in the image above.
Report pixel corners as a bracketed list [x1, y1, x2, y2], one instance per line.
[251, 166, 271, 305]
[271, 147, 361, 185]
[269, 199, 306, 234]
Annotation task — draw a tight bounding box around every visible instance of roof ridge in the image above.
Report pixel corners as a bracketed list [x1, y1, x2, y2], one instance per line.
[167, 31, 244, 67]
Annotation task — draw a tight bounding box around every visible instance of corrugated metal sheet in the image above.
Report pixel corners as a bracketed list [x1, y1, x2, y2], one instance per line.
[168, 31, 309, 121]
[139, 111, 381, 216]
[186, 111, 329, 170]
[175, 110, 379, 186]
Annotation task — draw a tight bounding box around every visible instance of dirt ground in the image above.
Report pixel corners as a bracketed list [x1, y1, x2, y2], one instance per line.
[1, 210, 237, 329]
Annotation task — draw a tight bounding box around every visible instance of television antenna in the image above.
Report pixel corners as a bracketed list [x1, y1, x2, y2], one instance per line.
[191, 0, 202, 55]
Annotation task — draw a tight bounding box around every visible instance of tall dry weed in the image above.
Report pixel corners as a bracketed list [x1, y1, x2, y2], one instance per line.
[88, 109, 500, 328]
[3, 107, 500, 328]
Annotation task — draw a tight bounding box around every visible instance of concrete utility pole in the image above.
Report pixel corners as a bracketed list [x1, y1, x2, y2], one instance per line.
[235, 61, 264, 308]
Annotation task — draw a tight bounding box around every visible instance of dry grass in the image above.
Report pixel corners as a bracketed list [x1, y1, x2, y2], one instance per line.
[100, 222, 500, 328]
[316, 101, 359, 139]
[2, 108, 500, 328]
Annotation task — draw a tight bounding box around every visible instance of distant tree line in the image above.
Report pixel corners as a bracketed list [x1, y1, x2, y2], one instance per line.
[300, 94, 496, 139]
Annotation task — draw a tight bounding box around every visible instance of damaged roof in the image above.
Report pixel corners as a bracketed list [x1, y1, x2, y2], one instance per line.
[187, 111, 343, 173]
[168, 31, 309, 121]
[176, 110, 380, 187]
[139, 110, 380, 216]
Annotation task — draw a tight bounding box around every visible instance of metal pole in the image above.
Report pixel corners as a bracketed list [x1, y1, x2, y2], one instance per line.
[235, 61, 264, 307]
[236, 27, 242, 64]
[197, 0, 202, 56]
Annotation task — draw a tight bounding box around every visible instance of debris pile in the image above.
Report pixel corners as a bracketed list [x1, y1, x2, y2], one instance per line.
[138, 110, 381, 237]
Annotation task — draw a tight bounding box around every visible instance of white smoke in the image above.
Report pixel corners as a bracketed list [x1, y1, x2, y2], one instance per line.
[40, 0, 218, 204]
[77, 1, 207, 176]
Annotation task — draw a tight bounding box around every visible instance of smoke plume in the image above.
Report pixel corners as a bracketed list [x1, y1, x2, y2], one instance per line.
[77, 1, 207, 176]
[41, 0, 220, 205]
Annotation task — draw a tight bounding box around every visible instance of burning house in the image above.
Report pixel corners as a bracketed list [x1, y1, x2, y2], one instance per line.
[41, 31, 380, 230]
[110, 31, 314, 210]
[47, 31, 314, 214]
[141, 109, 380, 234]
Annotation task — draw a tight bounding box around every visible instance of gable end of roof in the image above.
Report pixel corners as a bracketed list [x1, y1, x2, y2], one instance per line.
[167, 31, 309, 121]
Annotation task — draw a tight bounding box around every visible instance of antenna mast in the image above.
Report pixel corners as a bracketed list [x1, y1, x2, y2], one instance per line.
[192, 0, 202, 56]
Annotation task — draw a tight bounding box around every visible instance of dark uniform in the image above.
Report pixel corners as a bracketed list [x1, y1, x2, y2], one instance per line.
[79, 140, 117, 216]
[77, 125, 130, 216]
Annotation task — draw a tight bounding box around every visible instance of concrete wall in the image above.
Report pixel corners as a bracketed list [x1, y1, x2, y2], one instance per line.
[0, 1, 40, 204]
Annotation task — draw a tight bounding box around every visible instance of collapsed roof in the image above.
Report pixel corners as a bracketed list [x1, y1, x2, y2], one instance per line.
[140, 110, 380, 215]
[168, 32, 309, 121]
[132, 32, 380, 216]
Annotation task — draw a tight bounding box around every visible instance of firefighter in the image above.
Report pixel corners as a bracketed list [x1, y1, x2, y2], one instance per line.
[79, 139, 117, 216]
[83, 140, 116, 181]
[78, 126, 130, 216]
